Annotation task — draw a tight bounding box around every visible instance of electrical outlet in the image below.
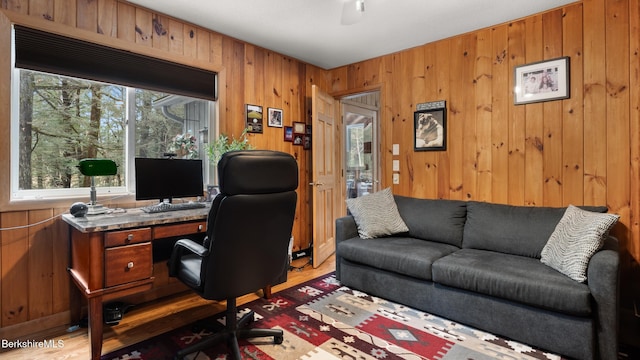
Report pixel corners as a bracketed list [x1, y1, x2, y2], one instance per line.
[393, 173, 400, 184]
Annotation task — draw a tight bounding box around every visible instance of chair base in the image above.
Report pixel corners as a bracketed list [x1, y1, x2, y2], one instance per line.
[175, 298, 283, 360]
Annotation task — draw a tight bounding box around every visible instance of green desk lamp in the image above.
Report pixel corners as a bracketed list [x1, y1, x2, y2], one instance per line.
[78, 158, 118, 215]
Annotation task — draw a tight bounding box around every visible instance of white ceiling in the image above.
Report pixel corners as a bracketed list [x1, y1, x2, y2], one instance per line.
[127, 0, 579, 70]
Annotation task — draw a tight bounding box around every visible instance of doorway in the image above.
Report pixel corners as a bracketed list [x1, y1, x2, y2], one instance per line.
[342, 92, 380, 203]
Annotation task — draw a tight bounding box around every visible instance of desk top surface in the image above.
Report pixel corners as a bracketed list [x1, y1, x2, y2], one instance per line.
[62, 204, 210, 233]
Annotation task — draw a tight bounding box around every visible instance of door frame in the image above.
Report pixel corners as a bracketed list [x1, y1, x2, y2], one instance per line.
[341, 98, 380, 202]
[308, 85, 385, 267]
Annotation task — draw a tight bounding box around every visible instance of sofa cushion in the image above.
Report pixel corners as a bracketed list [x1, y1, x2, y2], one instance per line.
[394, 196, 467, 247]
[541, 205, 619, 283]
[337, 237, 459, 281]
[432, 249, 592, 316]
[463, 201, 608, 258]
[346, 187, 409, 239]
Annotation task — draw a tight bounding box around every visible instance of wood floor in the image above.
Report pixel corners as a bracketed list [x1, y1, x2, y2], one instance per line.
[0, 255, 334, 360]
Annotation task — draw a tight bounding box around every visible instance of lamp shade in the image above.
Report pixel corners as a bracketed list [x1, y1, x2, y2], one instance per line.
[78, 159, 118, 176]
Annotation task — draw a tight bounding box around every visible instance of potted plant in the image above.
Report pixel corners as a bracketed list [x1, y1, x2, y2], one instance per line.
[207, 128, 254, 166]
[169, 133, 198, 159]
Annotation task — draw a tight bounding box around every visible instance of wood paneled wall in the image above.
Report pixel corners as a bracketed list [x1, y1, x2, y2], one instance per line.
[329, 0, 640, 269]
[0, 0, 319, 335]
[1, 0, 639, 337]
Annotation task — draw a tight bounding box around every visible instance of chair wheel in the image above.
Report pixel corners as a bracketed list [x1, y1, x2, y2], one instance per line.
[274, 335, 284, 344]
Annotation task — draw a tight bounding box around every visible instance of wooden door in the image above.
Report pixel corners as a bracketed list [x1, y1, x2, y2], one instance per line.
[311, 85, 338, 268]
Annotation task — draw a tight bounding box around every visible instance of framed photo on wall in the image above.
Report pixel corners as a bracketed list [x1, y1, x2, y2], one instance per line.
[514, 56, 570, 105]
[293, 121, 306, 134]
[267, 107, 283, 127]
[245, 104, 263, 133]
[414, 107, 446, 151]
[284, 126, 293, 142]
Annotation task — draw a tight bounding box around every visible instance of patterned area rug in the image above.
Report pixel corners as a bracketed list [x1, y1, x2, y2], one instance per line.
[102, 273, 564, 360]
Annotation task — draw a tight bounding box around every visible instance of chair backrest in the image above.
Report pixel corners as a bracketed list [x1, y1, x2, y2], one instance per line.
[201, 150, 298, 300]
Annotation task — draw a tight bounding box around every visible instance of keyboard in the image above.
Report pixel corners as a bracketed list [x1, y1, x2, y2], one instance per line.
[141, 202, 206, 214]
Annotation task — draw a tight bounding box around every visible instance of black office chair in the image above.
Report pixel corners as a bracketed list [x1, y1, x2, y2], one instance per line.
[167, 150, 298, 360]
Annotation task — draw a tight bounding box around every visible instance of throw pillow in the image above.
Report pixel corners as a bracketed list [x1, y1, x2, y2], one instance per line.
[346, 187, 409, 239]
[541, 205, 619, 282]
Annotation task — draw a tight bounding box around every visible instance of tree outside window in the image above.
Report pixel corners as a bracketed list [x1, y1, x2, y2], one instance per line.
[13, 69, 212, 199]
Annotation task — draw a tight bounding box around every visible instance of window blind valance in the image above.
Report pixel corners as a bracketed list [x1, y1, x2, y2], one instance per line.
[13, 25, 217, 101]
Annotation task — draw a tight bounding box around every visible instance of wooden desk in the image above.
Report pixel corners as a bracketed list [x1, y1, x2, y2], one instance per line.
[63, 206, 209, 360]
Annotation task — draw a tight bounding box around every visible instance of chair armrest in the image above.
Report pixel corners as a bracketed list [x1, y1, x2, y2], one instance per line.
[167, 238, 209, 277]
[336, 215, 359, 244]
[587, 235, 620, 360]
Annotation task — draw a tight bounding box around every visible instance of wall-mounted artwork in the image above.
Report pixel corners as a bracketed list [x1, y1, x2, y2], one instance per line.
[284, 126, 293, 142]
[304, 125, 312, 150]
[514, 56, 570, 105]
[267, 107, 283, 127]
[414, 103, 446, 151]
[245, 104, 263, 133]
[292, 121, 305, 146]
[293, 121, 306, 134]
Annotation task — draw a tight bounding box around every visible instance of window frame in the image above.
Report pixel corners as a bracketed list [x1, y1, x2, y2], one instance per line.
[9, 69, 217, 202]
[0, 17, 223, 210]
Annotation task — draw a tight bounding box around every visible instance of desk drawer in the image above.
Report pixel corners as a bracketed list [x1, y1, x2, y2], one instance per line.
[105, 242, 152, 287]
[105, 228, 152, 248]
[153, 221, 206, 239]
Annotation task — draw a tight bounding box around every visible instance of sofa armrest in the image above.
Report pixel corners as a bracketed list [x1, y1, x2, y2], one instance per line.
[336, 215, 359, 243]
[587, 235, 619, 360]
[335, 215, 359, 281]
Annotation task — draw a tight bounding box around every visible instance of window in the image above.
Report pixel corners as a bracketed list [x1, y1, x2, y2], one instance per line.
[10, 26, 217, 201]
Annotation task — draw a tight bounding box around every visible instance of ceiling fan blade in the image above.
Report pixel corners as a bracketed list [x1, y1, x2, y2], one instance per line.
[341, 0, 365, 25]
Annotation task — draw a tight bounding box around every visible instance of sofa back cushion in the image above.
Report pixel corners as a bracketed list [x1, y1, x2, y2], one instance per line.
[463, 201, 608, 258]
[394, 196, 467, 247]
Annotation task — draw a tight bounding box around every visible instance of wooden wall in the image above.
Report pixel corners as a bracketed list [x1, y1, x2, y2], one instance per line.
[329, 0, 640, 296]
[1, 0, 639, 339]
[0, 0, 320, 336]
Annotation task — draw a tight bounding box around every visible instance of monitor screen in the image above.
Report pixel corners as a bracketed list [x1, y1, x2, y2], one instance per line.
[135, 158, 204, 202]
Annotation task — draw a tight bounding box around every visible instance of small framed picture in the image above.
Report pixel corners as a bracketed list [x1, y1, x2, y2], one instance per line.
[284, 126, 293, 142]
[293, 133, 304, 146]
[293, 121, 306, 134]
[514, 56, 570, 105]
[267, 107, 283, 128]
[245, 104, 263, 133]
[303, 135, 311, 150]
[414, 107, 446, 151]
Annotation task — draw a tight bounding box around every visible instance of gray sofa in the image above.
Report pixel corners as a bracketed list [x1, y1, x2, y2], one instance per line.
[335, 196, 619, 360]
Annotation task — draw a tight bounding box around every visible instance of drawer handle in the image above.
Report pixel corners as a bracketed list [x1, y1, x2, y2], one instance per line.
[127, 261, 134, 269]
[127, 234, 134, 242]
[198, 224, 203, 232]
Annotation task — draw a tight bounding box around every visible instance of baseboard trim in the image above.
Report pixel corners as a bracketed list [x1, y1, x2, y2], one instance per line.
[0, 311, 71, 342]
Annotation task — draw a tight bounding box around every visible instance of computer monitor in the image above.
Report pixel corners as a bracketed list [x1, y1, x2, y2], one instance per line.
[135, 158, 204, 203]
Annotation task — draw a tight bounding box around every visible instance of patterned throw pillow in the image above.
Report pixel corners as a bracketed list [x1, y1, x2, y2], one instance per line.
[346, 187, 409, 239]
[541, 205, 619, 282]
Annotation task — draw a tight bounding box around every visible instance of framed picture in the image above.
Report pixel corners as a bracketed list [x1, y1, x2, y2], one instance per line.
[293, 133, 304, 146]
[284, 126, 293, 142]
[267, 107, 283, 128]
[293, 121, 306, 134]
[245, 104, 263, 133]
[303, 135, 311, 150]
[303, 125, 312, 149]
[414, 107, 446, 151]
[514, 56, 570, 105]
